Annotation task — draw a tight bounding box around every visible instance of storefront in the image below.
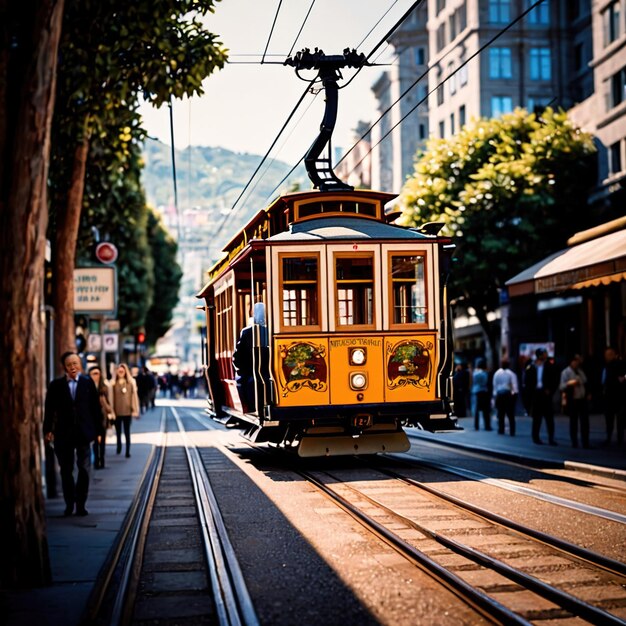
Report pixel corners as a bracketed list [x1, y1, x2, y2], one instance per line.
[504, 218, 626, 398]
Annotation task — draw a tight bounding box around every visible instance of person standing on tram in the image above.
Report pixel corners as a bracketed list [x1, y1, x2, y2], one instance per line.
[233, 302, 269, 413]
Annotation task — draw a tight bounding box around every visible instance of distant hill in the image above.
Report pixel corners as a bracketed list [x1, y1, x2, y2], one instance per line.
[141, 138, 308, 218]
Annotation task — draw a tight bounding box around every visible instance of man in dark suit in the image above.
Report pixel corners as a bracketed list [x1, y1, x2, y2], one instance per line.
[44, 351, 101, 516]
[233, 303, 270, 413]
[524, 348, 558, 445]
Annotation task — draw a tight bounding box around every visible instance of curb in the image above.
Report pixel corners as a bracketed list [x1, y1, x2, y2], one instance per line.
[407, 432, 626, 484]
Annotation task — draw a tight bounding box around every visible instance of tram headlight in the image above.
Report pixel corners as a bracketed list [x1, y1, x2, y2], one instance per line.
[350, 372, 367, 390]
[350, 348, 366, 365]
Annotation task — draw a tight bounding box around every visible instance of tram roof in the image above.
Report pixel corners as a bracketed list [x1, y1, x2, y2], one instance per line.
[267, 216, 431, 241]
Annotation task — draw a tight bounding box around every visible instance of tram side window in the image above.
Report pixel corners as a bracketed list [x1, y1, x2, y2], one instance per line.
[216, 288, 235, 375]
[335, 255, 374, 327]
[390, 254, 427, 326]
[280, 255, 319, 328]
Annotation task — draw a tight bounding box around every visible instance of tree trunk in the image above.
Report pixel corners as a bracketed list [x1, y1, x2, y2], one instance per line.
[0, 0, 64, 587]
[52, 125, 90, 373]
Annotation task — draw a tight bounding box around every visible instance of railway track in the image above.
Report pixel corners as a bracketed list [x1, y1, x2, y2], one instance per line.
[296, 462, 626, 625]
[82, 403, 626, 625]
[84, 407, 259, 626]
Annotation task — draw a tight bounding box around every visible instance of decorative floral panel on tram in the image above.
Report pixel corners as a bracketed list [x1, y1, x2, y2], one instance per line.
[278, 341, 328, 397]
[386, 339, 433, 390]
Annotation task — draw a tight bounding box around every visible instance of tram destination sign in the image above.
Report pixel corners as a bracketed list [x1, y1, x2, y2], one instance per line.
[74, 266, 117, 316]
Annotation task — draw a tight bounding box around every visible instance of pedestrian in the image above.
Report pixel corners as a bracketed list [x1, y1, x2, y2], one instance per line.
[471, 358, 491, 430]
[492, 358, 519, 436]
[88, 366, 115, 469]
[524, 348, 558, 445]
[560, 354, 591, 448]
[601, 347, 626, 445]
[135, 366, 156, 413]
[452, 362, 470, 417]
[111, 363, 140, 458]
[43, 351, 101, 516]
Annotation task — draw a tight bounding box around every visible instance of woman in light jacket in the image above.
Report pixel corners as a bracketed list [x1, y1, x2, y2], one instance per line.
[111, 363, 139, 458]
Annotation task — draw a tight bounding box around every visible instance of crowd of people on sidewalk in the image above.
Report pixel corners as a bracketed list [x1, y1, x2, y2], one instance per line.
[43, 352, 159, 517]
[453, 346, 626, 449]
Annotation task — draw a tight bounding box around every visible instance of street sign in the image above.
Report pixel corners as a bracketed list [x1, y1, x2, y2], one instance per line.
[74, 266, 117, 315]
[103, 333, 119, 352]
[103, 319, 120, 333]
[87, 333, 102, 352]
[95, 242, 118, 264]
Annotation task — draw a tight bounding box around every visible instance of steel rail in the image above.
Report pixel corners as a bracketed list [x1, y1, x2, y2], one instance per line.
[396, 455, 626, 525]
[296, 468, 531, 626]
[376, 461, 626, 579]
[82, 408, 167, 625]
[171, 407, 260, 626]
[327, 470, 626, 626]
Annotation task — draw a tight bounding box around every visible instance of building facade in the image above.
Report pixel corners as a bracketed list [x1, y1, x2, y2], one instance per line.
[569, 0, 626, 218]
[370, 0, 594, 193]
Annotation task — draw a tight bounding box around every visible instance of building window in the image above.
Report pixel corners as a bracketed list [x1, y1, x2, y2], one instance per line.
[436, 0, 446, 15]
[436, 23, 446, 51]
[450, 112, 455, 134]
[602, 1, 621, 47]
[530, 47, 551, 80]
[389, 254, 427, 327]
[280, 254, 320, 329]
[610, 67, 626, 107]
[419, 123, 426, 139]
[528, 96, 551, 114]
[439, 120, 445, 138]
[450, 14, 458, 41]
[527, 0, 549, 25]
[489, 0, 510, 23]
[458, 1, 467, 31]
[489, 47, 512, 79]
[437, 83, 444, 105]
[459, 59, 468, 86]
[574, 43, 584, 72]
[448, 62, 457, 95]
[335, 254, 374, 328]
[415, 47, 425, 66]
[491, 96, 513, 117]
[459, 104, 466, 128]
[609, 141, 622, 175]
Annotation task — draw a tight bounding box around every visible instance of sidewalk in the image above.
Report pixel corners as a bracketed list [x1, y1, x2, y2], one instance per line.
[409, 411, 626, 480]
[2, 405, 163, 626]
[2, 403, 624, 625]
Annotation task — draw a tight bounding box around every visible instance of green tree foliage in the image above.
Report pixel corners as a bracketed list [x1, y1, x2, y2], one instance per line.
[48, 0, 227, 361]
[74, 104, 153, 331]
[145, 209, 183, 347]
[398, 108, 597, 355]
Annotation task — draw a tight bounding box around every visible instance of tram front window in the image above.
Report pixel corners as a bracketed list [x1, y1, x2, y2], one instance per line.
[390, 254, 426, 325]
[335, 255, 374, 327]
[281, 255, 319, 328]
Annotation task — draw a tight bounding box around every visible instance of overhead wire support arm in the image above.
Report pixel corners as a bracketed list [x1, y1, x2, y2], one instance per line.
[284, 48, 368, 191]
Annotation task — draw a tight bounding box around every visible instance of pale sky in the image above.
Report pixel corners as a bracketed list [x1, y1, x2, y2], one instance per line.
[139, 0, 415, 166]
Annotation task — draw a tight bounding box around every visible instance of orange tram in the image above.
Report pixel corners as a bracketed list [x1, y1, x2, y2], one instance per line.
[197, 189, 460, 456]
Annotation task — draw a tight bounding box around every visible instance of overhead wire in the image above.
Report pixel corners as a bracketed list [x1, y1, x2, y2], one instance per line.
[261, 0, 425, 203]
[287, 0, 317, 58]
[212, 78, 317, 240]
[340, 0, 548, 176]
[340, 0, 424, 91]
[261, 0, 284, 64]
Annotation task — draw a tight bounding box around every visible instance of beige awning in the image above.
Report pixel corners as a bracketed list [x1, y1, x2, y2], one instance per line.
[506, 228, 626, 297]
